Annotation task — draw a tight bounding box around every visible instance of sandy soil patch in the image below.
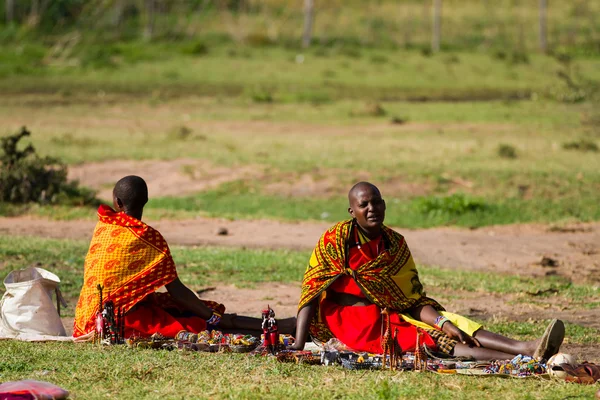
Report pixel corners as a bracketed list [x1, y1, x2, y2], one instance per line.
[263, 171, 431, 198]
[68, 159, 263, 201]
[69, 159, 433, 201]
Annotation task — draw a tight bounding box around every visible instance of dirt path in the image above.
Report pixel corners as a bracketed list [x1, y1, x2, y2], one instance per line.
[1, 216, 599, 285]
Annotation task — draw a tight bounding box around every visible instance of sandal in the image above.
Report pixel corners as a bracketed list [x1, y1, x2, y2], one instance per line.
[561, 362, 600, 384]
[533, 319, 565, 360]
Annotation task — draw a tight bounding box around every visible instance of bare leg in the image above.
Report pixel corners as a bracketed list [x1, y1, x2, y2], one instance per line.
[221, 314, 296, 335]
[473, 329, 537, 356]
[452, 343, 516, 361]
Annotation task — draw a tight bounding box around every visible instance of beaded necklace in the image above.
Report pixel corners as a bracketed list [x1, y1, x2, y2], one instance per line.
[353, 224, 383, 261]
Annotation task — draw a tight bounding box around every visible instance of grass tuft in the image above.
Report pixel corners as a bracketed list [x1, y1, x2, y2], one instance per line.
[562, 139, 599, 152]
[497, 144, 518, 159]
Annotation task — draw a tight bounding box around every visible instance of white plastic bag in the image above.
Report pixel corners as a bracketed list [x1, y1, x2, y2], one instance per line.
[0, 267, 68, 339]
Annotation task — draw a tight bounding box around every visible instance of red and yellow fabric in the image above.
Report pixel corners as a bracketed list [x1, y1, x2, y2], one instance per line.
[299, 219, 481, 354]
[74, 205, 179, 338]
[123, 293, 225, 338]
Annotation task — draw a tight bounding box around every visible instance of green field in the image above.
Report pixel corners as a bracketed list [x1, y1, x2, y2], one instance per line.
[2, 13, 600, 227]
[0, 235, 599, 399]
[2, 90, 599, 227]
[1, 340, 599, 400]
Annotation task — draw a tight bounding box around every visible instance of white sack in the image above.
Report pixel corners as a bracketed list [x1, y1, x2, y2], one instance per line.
[0, 267, 68, 340]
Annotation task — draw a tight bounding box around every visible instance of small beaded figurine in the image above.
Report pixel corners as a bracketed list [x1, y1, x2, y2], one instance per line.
[261, 305, 279, 354]
[95, 284, 125, 345]
[381, 308, 400, 370]
[414, 329, 428, 372]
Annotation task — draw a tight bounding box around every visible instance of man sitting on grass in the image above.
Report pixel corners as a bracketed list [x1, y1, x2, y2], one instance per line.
[74, 175, 294, 339]
[289, 181, 564, 360]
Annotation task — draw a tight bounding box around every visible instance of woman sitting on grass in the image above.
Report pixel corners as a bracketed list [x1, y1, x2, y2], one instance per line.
[74, 175, 295, 339]
[289, 181, 564, 360]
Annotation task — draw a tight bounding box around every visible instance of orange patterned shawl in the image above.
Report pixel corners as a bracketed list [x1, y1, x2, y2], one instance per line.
[299, 220, 442, 342]
[73, 205, 178, 337]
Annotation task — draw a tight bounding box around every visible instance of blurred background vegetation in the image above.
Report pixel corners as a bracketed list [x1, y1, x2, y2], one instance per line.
[2, 0, 599, 53]
[0, 0, 599, 227]
[2, 0, 599, 73]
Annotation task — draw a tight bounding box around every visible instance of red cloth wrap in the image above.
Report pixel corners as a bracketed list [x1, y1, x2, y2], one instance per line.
[321, 237, 438, 353]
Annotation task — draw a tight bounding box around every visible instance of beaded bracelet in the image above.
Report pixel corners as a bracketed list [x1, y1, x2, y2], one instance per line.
[434, 315, 450, 331]
[206, 311, 222, 326]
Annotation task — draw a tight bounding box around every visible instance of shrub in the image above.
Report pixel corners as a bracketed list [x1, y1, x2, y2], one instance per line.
[508, 50, 530, 65]
[498, 143, 518, 159]
[168, 125, 193, 140]
[390, 116, 408, 125]
[415, 193, 489, 216]
[181, 41, 209, 56]
[369, 54, 389, 64]
[562, 139, 599, 152]
[350, 102, 387, 117]
[0, 127, 97, 205]
[295, 90, 331, 105]
[249, 88, 274, 103]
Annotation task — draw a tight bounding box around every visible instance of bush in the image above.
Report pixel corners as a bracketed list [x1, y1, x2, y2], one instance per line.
[508, 50, 530, 65]
[0, 127, 97, 205]
[350, 102, 387, 117]
[498, 143, 518, 159]
[562, 139, 599, 152]
[249, 88, 274, 103]
[415, 193, 489, 216]
[181, 41, 209, 56]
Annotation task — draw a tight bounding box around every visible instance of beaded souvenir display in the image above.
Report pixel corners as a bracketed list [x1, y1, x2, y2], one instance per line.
[94, 284, 125, 345]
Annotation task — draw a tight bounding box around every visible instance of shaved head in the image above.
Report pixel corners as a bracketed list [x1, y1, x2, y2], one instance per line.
[113, 175, 148, 211]
[347, 182, 386, 238]
[348, 182, 381, 205]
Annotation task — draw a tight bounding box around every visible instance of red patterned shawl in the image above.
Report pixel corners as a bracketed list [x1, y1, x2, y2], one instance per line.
[299, 220, 442, 342]
[73, 205, 178, 337]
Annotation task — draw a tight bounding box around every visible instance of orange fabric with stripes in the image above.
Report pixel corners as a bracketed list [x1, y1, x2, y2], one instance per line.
[73, 205, 178, 337]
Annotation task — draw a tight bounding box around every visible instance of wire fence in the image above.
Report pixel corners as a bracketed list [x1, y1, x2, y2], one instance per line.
[2, 0, 600, 55]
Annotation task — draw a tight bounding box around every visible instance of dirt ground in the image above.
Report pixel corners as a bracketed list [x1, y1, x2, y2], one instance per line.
[2, 214, 598, 285]
[1, 158, 599, 360]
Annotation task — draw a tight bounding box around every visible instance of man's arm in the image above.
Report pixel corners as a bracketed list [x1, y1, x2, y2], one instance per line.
[288, 299, 317, 350]
[165, 278, 213, 320]
[410, 304, 480, 347]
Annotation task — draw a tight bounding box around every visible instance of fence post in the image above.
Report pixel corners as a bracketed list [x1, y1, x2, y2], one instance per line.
[302, 0, 314, 48]
[113, 0, 125, 27]
[5, 0, 14, 23]
[431, 0, 442, 52]
[29, 0, 40, 25]
[144, 0, 155, 41]
[539, 0, 547, 52]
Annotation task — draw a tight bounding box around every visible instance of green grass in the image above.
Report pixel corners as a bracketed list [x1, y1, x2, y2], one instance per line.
[1, 42, 599, 101]
[421, 264, 600, 302]
[0, 341, 598, 400]
[2, 235, 598, 323]
[0, 234, 598, 398]
[0, 235, 310, 313]
[2, 93, 600, 227]
[146, 187, 600, 229]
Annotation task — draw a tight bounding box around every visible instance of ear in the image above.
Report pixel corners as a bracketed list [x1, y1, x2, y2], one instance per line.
[382, 199, 386, 210]
[348, 207, 354, 217]
[116, 197, 124, 209]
